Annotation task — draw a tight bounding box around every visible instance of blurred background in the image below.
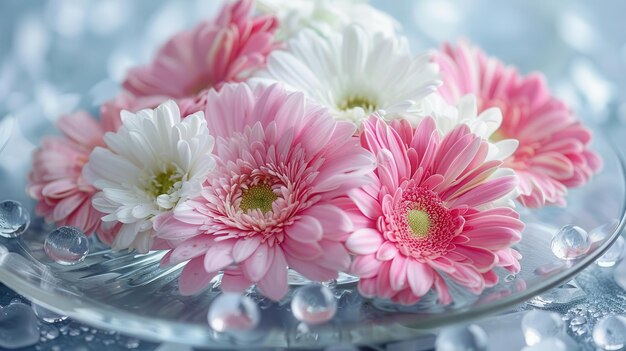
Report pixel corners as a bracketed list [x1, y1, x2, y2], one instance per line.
[1, 0, 625, 205]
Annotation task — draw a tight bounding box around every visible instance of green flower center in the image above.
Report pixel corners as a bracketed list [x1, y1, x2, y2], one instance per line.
[338, 95, 378, 112]
[240, 184, 278, 213]
[490, 129, 507, 143]
[148, 167, 182, 197]
[407, 209, 431, 238]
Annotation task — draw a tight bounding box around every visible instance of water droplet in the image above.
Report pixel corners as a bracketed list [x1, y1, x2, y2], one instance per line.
[84, 334, 94, 342]
[527, 280, 586, 308]
[0, 200, 30, 238]
[521, 310, 564, 346]
[39, 324, 59, 340]
[324, 345, 359, 351]
[435, 324, 487, 351]
[504, 274, 516, 282]
[589, 221, 619, 244]
[597, 236, 625, 267]
[593, 315, 626, 350]
[44, 226, 89, 265]
[614, 260, 626, 291]
[155, 343, 193, 351]
[32, 303, 68, 323]
[124, 337, 140, 349]
[0, 303, 40, 349]
[208, 293, 260, 333]
[551, 225, 590, 260]
[570, 315, 587, 326]
[520, 336, 577, 351]
[291, 284, 337, 325]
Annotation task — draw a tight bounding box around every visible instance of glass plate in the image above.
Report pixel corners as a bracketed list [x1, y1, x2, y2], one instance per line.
[0, 135, 624, 349]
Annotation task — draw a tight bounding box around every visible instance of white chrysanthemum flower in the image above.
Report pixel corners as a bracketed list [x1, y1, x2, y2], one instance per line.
[253, 24, 440, 124]
[257, 0, 399, 40]
[411, 93, 519, 162]
[83, 100, 215, 253]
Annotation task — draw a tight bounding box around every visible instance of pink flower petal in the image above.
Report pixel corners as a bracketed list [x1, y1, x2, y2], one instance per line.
[304, 203, 354, 238]
[285, 252, 338, 282]
[452, 245, 498, 272]
[282, 237, 323, 261]
[389, 255, 409, 291]
[170, 236, 214, 265]
[349, 188, 382, 220]
[407, 260, 434, 296]
[42, 179, 78, 199]
[318, 241, 350, 271]
[350, 254, 382, 279]
[203, 240, 235, 272]
[434, 274, 452, 305]
[346, 228, 382, 255]
[232, 236, 262, 263]
[285, 216, 323, 243]
[375, 241, 399, 261]
[242, 243, 274, 282]
[179, 257, 216, 296]
[221, 270, 252, 293]
[256, 247, 288, 301]
[358, 277, 377, 298]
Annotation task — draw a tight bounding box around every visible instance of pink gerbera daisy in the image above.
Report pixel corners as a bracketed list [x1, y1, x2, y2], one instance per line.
[155, 83, 375, 300]
[27, 112, 107, 236]
[434, 40, 602, 208]
[344, 116, 524, 305]
[123, 0, 280, 100]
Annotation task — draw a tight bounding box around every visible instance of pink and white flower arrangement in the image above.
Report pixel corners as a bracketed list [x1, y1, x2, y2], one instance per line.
[26, 0, 602, 306]
[156, 83, 375, 300]
[434, 40, 602, 208]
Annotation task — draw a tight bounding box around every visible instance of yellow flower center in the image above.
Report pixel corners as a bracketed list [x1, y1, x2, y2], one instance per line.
[407, 209, 431, 238]
[148, 166, 182, 197]
[490, 129, 507, 143]
[338, 95, 378, 112]
[240, 184, 277, 213]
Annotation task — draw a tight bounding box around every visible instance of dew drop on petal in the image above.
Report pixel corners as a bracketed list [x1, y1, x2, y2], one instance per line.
[0, 303, 40, 349]
[207, 293, 260, 333]
[44, 226, 89, 265]
[31, 303, 68, 323]
[521, 310, 564, 346]
[593, 315, 626, 351]
[291, 284, 337, 325]
[596, 236, 625, 267]
[551, 225, 590, 260]
[434, 324, 487, 351]
[0, 200, 30, 238]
